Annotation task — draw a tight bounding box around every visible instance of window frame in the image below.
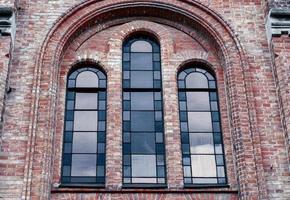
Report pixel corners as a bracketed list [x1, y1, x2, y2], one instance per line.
[60, 66, 107, 187]
[122, 35, 167, 188]
[177, 66, 228, 187]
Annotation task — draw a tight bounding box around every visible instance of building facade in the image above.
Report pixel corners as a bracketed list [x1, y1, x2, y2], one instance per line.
[0, 0, 290, 199]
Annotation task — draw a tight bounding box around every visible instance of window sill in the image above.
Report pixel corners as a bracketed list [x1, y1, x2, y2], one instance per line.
[184, 184, 230, 189]
[59, 183, 105, 188]
[122, 183, 167, 189]
[52, 184, 237, 194]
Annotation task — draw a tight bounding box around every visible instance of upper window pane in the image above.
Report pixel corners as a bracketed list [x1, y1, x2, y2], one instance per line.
[76, 71, 99, 88]
[75, 93, 98, 109]
[186, 72, 208, 88]
[131, 40, 152, 52]
[131, 53, 153, 70]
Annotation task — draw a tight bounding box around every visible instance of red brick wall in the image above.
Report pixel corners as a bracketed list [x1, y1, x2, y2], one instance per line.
[0, 0, 289, 199]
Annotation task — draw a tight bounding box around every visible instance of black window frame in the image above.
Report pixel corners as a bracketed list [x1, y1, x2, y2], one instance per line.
[122, 34, 167, 188]
[60, 66, 107, 187]
[178, 66, 228, 187]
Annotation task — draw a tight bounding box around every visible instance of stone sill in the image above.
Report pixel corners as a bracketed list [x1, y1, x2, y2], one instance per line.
[51, 186, 238, 194]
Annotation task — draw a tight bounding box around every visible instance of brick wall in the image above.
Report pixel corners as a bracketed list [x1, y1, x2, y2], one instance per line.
[0, 0, 289, 199]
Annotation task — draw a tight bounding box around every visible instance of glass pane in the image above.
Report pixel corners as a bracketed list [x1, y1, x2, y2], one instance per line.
[131, 132, 155, 154]
[75, 93, 98, 109]
[186, 72, 208, 88]
[71, 155, 96, 176]
[131, 53, 153, 70]
[191, 155, 216, 177]
[131, 155, 156, 177]
[131, 71, 153, 88]
[131, 92, 154, 110]
[189, 133, 214, 154]
[192, 178, 217, 184]
[132, 178, 157, 183]
[131, 111, 155, 131]
[184, 166, 191, 177]
[188, 112, 212, 132]
[217, 166, 225, 177]
[76, 71, 99, 88]
[131, 40, 152, 52]
[73, 132, 97, 153]
[74, 111, 98, 131]
[186, 92, 210, 111]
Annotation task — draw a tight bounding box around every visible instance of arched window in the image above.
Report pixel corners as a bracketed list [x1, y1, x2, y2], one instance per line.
[61, 67, 107, 185]
[122, 35, 166, 186]
[178, 67, 227, 185]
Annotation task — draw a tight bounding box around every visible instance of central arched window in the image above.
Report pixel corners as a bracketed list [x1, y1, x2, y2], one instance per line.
[122, 35, 166, 186]
[61, 67, 107, 185]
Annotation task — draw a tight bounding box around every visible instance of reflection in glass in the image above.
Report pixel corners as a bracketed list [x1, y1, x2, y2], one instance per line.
[76, 71, 99, 88]
[131, 53, 153, 70]
[131, 132, 155, 153]
[74, 111, 98, 131]
[132, 155, 156, 177]
[186, 72, 208, 88]
[131, 71, 153, 88]
[191, 155, 216, 177]
[131, 40, 152, 52]
[71, 155, 96, 176]
[186, 92, 210, 111]
[73, 132, 97, 153]
[188, 112, 212, 132]
[131, 111, 155, 131]
[75, 93, 98, 109]
[131, 92, 154, 110]
[189, 133, 214, 154]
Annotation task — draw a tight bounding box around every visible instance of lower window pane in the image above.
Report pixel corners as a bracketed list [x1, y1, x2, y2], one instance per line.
[192, 178, 217, 184]
[71, 155, 96, 176]
[132, 178, 157, 183]
[132, 155, 156, 177]
[191, 155, 216, 177]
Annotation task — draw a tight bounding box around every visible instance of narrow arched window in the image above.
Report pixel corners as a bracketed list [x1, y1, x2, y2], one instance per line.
[61, 67, 107, 185]
[178, 67, 227, 186]
[122, 35, 166, 186]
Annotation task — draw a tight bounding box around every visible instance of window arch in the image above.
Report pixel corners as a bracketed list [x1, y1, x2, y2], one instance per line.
[61, 67, 107, 185]
[178, 66, 227, 185]
[122, 35, 166, 186]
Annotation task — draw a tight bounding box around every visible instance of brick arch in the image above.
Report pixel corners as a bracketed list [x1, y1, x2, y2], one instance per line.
[23, 0, 265, 199]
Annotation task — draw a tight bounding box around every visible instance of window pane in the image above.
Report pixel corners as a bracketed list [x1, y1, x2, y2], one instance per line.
[132, 155, 156, 177]
[186, 72, 208, 88]
[131, 53, 153, 70]
[131, 71, 153, 88]
[131, 40, 152, 52]
[131, 132, 155, 154]
[191, 155, 216, 177]
[72, 132, 97, 153]
[131, 92, 154, 110]
[189, 133, 214, 154]
[131, 111, 155, 131]
[186, 92, 210, 111]
[71, 155, 96, 176]
[188, 112, 212, 132]
[76, 71, 99, 88]
[74, 111, 98, 131]
[75, 93, 98, 109]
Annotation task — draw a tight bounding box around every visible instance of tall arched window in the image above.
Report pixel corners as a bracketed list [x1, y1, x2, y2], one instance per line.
[178, 66, 227, 186]
[122, 35, 166, 186]
[61, 67, 107, 185]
